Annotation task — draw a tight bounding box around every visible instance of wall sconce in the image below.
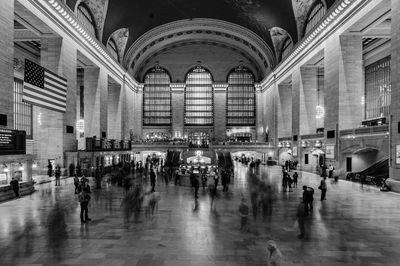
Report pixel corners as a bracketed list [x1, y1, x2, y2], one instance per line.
[285, 142, 291, 148]
[278, 142, 283, 148]
[315, 140, 322, 148]
[18, 162, 24, 171]
[301, 141, 307, 148]
[32, 162, 37, 168]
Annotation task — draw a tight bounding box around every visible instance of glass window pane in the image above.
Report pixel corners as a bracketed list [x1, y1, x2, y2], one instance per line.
[365, 56, 391, 120]
[227, 66, 256, 126]
[13, 78, 32, 139]
[184, 66, 214, 125]
[143, 66, 171, 125]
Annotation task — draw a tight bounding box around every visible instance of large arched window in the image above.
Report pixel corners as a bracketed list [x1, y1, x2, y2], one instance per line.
[281, 37, 293, 60]
[77, 3, 97, 38]
[304, 1, 326, 36]
[143, 65, 171, 125]
[107, 38, 119, 61]
[365, 56, 391, 119]
[185, 66, 213, 126]
[227, 65, 256, 126]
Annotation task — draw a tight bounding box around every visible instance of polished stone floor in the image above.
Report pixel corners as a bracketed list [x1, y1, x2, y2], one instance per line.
[1, 163, 400, 265]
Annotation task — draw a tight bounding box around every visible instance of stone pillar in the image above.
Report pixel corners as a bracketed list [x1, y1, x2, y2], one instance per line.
[107, 78, 122, 140]
[121, 84, 135, 140]
[291, 70, 300, 139]
[84, 68, 108, 138]
[323, 33, 363, 173]
[264, 84, 278, 145]
[387, 0, 400, 192]
[34, 37, 77, 167]
[132, 87, 143, 139]
[277, 83, 292, 138]
[299, 66, 319, 135]
[324, 34, 363, 132]
[0, 0, 14, 128]
[213, 83, 227, 142]
[171, 83, 185, 138]
[255, 86, 264, 142]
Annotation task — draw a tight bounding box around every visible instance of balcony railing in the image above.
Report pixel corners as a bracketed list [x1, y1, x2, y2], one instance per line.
[85, 138, 131, 152]
[339, 125, 389, 137]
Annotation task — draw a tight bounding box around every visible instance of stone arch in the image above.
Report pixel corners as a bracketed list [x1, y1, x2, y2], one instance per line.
[124, 19, 276, 81]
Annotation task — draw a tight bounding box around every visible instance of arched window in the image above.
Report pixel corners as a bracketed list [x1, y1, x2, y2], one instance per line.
[185, 66, 213, 125]
[304, 1, 326, 36]
[77, 3, 97, 38]
[143, 65, 171, 125]
[281, 37, 293, 60]
[227, 65, 256, 126]
[107, 38, 119, 61]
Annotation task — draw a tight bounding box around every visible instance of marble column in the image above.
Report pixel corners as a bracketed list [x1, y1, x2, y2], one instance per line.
[107, 79, 122, 140]
[121, 84, 135, 140]
[277, 83, 292, 138]
[0, 0, 14, 128]
[387, 0, 400, 192]
[324, 34, 363, 132]
[171, 83, 185, 138]
[83, 68, 108, 138]
[132, 87, 143, 139]
[299, 66, 319, 136]
[213, 84, 227, 142]
[323, 33, 363, 169]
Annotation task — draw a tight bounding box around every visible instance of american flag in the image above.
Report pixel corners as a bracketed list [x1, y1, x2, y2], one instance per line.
[23, 59, 67, 113]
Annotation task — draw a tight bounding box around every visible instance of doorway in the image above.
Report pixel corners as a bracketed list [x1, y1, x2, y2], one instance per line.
[346, 157, 352, 172]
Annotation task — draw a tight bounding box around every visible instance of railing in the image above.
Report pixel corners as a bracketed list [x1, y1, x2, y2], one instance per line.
[339, 125, 389, 137]
[85, 138, 131, 152]
[301, 133, 324, 140]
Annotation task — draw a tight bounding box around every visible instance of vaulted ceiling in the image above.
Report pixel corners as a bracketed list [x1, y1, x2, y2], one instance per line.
[65, 0, 337, 80]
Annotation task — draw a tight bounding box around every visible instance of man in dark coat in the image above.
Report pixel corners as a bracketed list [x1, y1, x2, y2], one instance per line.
[10, 177, 20, 198]
[150, 168, 156, 192]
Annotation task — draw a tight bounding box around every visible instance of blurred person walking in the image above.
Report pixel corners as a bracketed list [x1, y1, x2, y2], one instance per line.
[239, 197, 249, 232]
[296, 197, 308, 239]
